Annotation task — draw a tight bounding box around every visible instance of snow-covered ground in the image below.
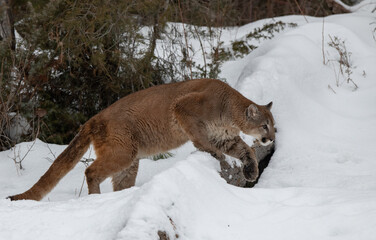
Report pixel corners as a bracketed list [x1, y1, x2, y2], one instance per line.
[1, 5, 376, 240]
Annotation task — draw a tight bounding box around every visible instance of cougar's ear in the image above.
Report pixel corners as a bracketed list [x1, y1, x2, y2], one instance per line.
[266, 101, 273, 110]
[246, 104, 259, 119]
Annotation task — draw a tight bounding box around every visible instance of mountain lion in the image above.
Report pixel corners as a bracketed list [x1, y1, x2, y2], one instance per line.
[9, 79, 275, 201]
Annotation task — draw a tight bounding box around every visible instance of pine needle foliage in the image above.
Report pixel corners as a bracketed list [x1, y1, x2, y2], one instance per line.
[14, 0, 169, 143]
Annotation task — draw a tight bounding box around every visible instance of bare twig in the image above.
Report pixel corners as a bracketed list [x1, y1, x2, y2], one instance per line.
[322, 18, 326, 65]
[326, 35, 358, 91]
[78, 175, 86, 197]
[293, 0, 309, 23]
[328, 84, 337, 94]
[78, 146, 94, 197]
[45, 142, 57, 163]
[370, 22, 376, 42]
[177, 0, 192, 79]
[348, 78, 358, 90]
[193, 25, 207, 77]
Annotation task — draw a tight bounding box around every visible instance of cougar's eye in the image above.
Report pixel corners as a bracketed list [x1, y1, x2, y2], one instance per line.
[262, 125, 268, 130]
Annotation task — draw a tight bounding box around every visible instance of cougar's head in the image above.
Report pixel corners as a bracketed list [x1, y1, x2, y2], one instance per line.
[242, 102, 276, 146]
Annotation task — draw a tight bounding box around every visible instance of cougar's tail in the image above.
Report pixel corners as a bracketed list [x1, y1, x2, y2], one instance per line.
[8, 124, 92, 201]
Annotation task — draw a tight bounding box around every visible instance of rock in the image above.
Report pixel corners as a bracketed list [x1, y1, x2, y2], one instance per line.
[158, 231, 170, 240]
[220, 141, 275, 187]
[1, 113, 31, 146]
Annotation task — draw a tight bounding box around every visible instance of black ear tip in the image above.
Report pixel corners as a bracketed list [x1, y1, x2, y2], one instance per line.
[266, 101, 273, 109]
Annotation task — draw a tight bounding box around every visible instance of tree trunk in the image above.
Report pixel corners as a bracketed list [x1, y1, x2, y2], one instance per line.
[0, 0, 15, 50]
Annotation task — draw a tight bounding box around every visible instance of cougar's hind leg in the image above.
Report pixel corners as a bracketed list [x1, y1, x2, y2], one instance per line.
[85, 142, 137, 194]
[112, 158, 139, 191]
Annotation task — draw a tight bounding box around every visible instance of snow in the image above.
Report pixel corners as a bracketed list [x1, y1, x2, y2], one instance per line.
[335, 0, 376, 13]
[2, 6, 376, 240]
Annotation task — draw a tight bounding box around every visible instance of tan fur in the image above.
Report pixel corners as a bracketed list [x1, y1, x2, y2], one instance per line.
[8, 79, 275, 201]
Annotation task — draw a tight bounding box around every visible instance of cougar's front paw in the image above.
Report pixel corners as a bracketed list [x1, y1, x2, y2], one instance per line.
[211, 152, 226, 161]
[243, 162, 259, 182]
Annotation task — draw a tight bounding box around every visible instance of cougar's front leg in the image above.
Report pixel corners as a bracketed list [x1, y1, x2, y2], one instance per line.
[173, 93, 225, 161]
[177, 118, 225, 161]
[216, 136, 259, 182]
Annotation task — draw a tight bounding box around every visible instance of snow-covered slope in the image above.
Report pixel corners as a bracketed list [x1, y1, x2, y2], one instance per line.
[1, 11, 376, 240]
[236, 14, 376, 190]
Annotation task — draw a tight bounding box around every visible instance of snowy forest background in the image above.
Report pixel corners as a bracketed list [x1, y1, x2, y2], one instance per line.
[0, 0, 355, 148]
